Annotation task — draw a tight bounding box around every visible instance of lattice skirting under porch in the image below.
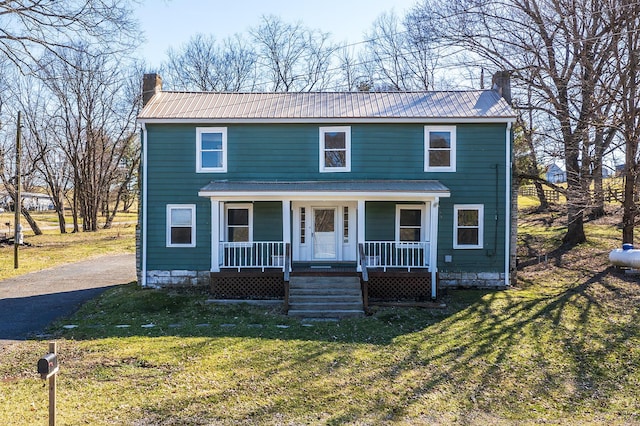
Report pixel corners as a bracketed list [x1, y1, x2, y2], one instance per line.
[366, 270, 432, 300]
[210, 270, 284, 299]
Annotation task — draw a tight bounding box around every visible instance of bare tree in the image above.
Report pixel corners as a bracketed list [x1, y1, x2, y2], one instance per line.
[0, 0, 139, 72]
[412, 0, 624, 245]
[39, 45, 140, 232]
[10, 75, 72, 233]
[163, 33, 257, 92]
[250, 15, 336, 92]
[611, 0, 640, 244]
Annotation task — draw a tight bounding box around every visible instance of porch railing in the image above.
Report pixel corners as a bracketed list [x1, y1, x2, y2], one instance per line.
[220, 241, 287, 272]
[361, 241, 429, 272]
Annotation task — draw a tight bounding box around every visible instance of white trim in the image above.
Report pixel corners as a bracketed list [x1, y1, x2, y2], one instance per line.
[196, 127, 227, 173]
[139, 117, 517, 125]
[319, 126, 351, 173]
[424, 125, 456, 172]
[224, 203, 253, 242]
[453, 204, 484, 249]
[211, 200, 220, 272]
[505, 122, 512, 286]
[166, 204, 196, 248]
[430, 198, 440, 299]
[198, 191, 450, 201]
[141, 123, 148, 287]
[357, 200, 365, 272]
[282, 200, 291, 248]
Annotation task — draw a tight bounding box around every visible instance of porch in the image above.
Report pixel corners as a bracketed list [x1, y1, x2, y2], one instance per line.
[199, 180, 450, 303]
[210, 241, 434, 306]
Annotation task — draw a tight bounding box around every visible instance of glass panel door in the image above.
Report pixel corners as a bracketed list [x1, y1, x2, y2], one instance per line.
[313, 208, 337, 260]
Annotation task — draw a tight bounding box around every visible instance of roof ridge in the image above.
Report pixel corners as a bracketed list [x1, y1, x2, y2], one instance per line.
[157, 90, 494, 95]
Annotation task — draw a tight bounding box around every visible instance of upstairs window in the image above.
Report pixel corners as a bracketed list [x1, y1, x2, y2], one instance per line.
[197, 127, 227, 173]
[166, 204, 196, 247]
[320, 126, 351, 172]
[454, 204, 484, 249]
[424, 125, 456, 172]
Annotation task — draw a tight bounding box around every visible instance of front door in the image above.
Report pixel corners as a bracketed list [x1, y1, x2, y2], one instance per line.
[312, 208, 337, 260]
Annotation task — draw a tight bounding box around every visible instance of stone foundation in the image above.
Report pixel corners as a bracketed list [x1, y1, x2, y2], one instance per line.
[438, 272, 507, 288]
[144, 270, 211, 288]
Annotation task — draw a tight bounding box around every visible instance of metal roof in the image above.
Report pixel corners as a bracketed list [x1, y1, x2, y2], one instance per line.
[199, 180, 450, 197]
[139, 91, 515, 121]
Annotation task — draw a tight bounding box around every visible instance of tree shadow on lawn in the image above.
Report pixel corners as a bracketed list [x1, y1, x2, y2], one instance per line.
[89, 265, 640, 425]
[37, 261, 640, 423]
[48, 282, 487, 346]
[377, 265, 640, 421]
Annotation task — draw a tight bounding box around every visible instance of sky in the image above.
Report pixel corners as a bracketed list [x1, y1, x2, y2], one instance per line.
[134, 0, 420, 69]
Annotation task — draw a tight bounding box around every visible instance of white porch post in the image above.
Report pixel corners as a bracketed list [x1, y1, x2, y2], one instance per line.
[282, 200, 291, 269]
[430, 197, 440, 299]
[211, 199, 221, 272]
[357, 199, 365, 272]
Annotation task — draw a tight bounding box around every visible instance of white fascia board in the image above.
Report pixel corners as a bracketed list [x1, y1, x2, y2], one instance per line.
[137, 117, 517, 125]
[197, 191, 450, 201]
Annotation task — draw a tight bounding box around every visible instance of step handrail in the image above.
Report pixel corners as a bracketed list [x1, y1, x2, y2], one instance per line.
[358, 243, 369, 310]
[284, 243, 291, 313]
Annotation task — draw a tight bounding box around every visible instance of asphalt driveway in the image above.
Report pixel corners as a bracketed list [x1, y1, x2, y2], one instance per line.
[0, 253, 136, 349]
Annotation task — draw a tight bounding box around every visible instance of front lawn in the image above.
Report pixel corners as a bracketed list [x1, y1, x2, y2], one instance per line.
[1, 207, 639, 424]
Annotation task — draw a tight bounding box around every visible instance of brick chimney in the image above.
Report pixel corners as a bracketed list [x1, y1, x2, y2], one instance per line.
[142, 73, 162, 107]
[491, 71, 511, 104]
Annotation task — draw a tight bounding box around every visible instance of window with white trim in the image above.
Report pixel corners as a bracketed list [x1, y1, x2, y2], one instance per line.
[320, 126, 351, 172]
[454, 204, 484, 249]
[396, 205, 423, 242]
[166, 204, 196, 247]
[424, 125, 456, 172]
[226, 204, 253, 242]
[196, 127, 227, 173]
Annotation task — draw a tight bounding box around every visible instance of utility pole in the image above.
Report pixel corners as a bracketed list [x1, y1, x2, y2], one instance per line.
[14, 111, 21, 269]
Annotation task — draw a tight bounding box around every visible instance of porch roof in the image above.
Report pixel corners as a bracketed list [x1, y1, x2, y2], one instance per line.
[199, 180, 450, 200]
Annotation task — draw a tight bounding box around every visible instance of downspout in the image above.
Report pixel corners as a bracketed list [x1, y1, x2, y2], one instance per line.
[505, 121, 512, 287]
[141, 122, 148, 288]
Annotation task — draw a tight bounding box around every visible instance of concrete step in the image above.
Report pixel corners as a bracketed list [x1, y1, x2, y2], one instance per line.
[289, 294, 363, 304]
[289, 288, 362, 296]
[289, 302, 363, 311]
[289, 281, 361, 290]
[288, 309, 364, 319]
[289, 276, 361, 287]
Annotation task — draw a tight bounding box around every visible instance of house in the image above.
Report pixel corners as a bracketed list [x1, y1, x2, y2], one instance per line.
[0, 192, 54, 212]
[136, 73, 516, 310]
[545, 163, 566, 183]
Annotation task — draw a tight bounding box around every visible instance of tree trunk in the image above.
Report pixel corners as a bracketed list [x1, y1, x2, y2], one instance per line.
[562, 140, 587, 245]
[534, 181, 549, 210]
[622, 163, 638, 244]
[20, 207, 42, 236]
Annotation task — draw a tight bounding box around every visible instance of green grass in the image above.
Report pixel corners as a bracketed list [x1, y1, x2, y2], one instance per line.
[1, 209, 639, 424]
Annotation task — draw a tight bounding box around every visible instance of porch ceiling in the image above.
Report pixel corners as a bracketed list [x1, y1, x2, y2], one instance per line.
[198, 180, 450, 200]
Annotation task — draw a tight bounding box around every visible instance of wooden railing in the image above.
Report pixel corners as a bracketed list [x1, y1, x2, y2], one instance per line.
[220, 241, 286, 271]
[358, 243, 369, 311]
[361, 241, 429, 272]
